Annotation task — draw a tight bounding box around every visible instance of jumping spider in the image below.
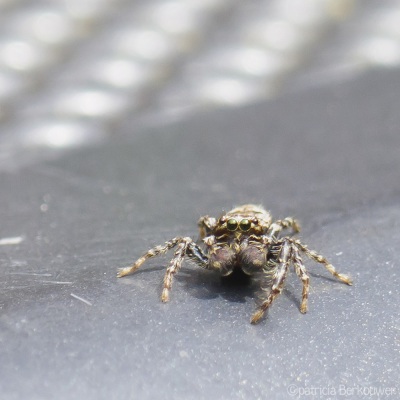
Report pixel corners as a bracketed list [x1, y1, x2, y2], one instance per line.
[118, 204, 352, 324]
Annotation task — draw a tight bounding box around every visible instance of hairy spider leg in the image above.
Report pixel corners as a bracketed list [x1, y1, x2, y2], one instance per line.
[117, 237, 189, 278]
[291, 239, 353, 285]
[267, 217, 300, 239]
[118, 237, 211, 301]
[197, 216, 217, 239]
[251, 239, 292, 324]
[161, 238, 218, 302]
[161, 238, 192, 302]
[291, 246, 310, 314]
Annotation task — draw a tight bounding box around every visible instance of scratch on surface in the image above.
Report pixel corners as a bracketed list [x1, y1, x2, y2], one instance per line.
[70, 293, 92, 306]
[0, 236, 24, 245]
[39, 281, 73, 285]
[3, 285, 36, 290]
[9, 272, 52, 277]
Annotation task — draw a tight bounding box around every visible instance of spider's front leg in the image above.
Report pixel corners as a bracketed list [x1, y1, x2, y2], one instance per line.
[267, 217, 300, 239]
[117, 237, 185, 278]
[251, 239, 291, 324]
[117, 237, 209, 302]
[161, 238, 191, 302]
[161, 239, 209, 302]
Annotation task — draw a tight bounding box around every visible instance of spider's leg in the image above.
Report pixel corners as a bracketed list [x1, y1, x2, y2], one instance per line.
[197, 216, 217, 240]
[291, 245, 310, 314]
[161, 237, 193, 302]
[268, 217, 300, 239]
[251, 239, 291, 324]
[292, 239, 353, 285]
[117, 237, 184, 278]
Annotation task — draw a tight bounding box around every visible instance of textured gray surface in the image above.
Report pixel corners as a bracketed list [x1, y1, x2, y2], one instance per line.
[1, 68, 400, 399]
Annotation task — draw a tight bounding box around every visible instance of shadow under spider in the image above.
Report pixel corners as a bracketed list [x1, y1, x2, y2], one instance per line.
[178, 267, 320, 312]
[178, 267, 263, 304]
[126, 264, 327, 310]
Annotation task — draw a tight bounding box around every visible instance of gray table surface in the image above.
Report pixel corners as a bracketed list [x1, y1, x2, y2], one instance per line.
[1, 68, 399, 399]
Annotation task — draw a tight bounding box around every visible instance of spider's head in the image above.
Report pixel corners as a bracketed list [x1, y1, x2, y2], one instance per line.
[218, 215, 262, 236]
[217, 204, 272, 236]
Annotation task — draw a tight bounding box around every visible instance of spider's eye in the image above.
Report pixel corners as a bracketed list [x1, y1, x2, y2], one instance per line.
[239, 219, 251, 231]
[226, 218, 238, 231]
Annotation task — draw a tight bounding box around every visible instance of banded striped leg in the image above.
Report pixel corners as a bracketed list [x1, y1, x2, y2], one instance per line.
[251, 240, 291, 324]
[268, 217, 300, 239]
[117, 237, 187, 278]
[161, 238, 193, 302]
[291, 246, 310, 314]
[162, 241, 211, 302]
[292, 239, 353, 285]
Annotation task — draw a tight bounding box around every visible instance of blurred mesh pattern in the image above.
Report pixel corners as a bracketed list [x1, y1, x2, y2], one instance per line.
[0, 0, 400, 155]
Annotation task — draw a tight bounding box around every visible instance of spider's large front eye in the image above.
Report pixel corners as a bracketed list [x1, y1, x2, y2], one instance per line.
[239, 219, 251, 231]
[226, 218, 238, 231]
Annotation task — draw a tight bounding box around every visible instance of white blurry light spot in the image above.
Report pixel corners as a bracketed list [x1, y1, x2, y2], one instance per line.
[254, 20, 304, 52]
[64, 0, 114, 21]
[217, 47, 288, 77]
[272, 0, 328, 27]
[116, 28, 175, 61]
[197, 77, 266, 105]
[373, 10, 400, 38]
[0, 236, 24, 245]
[146, 2, 201, 35]
[55, 89, 130, 118]
[93, 59, 154, 89]
[32, 11, 76, 45]
[357, 37, 400, 66]
[25, 120, 104, 149]
[191, 0, 230, 12]
[10, 10, 76, 45]
[0, 39, 54, 71]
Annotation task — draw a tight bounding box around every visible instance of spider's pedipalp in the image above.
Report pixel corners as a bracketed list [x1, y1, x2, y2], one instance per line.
[187, 242, 209, 268]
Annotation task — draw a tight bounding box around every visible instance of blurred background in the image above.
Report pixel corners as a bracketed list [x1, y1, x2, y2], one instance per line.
[1, 0, 400, 159]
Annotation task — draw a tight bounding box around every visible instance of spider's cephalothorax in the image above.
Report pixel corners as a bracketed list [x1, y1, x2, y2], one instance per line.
[118, 204, 352, 324]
